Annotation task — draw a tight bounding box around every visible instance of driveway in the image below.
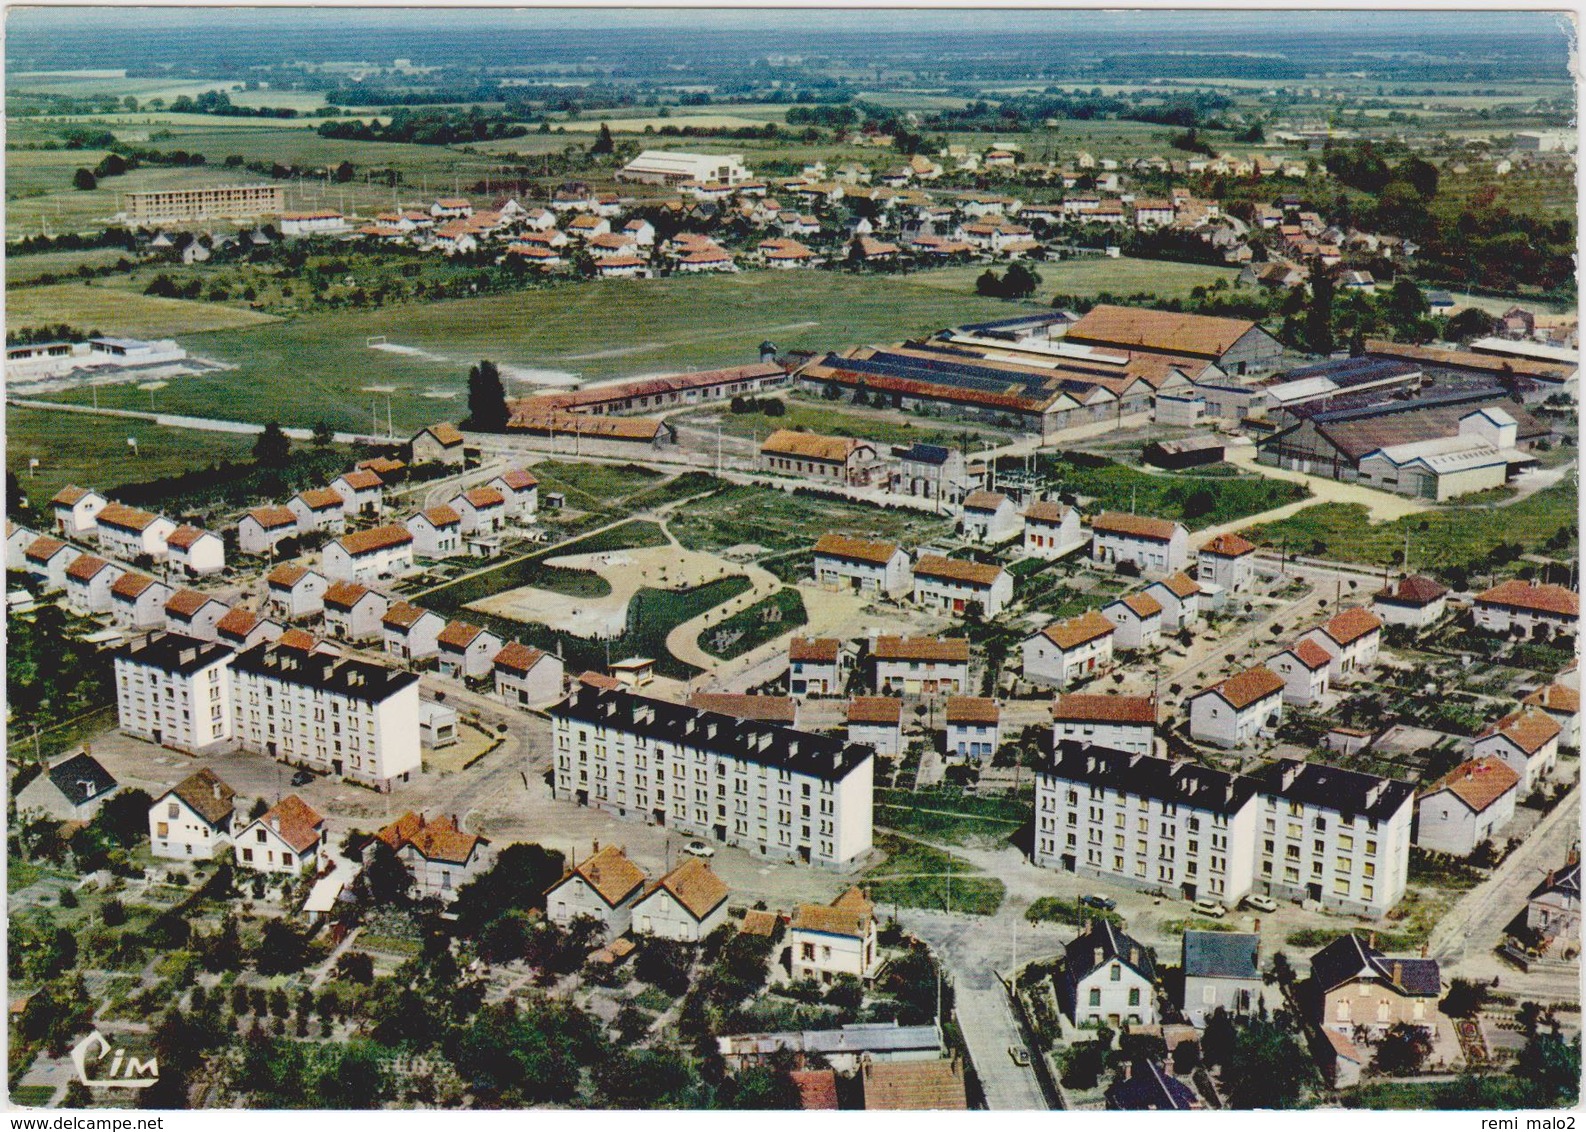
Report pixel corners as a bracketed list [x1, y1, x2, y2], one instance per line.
[1222, 447, 1432, 523]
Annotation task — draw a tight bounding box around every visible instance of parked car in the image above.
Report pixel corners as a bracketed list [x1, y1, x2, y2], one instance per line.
[1192, 898, 1227, 919]
[1079, 893, 1117, 912]
[1243, 893, 1278, 913]
[683, 840, 716, 858]
[1009, 1046, 1031, 1067]
[290, 769, 315, 787]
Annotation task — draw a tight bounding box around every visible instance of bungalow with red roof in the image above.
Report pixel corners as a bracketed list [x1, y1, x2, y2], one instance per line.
[322, 581, 388, 642]
[164, 589, 229, 641]
[235, 794, 326, 875]
[1022, 610, 1116, 688]
[1373, 575, 1450, 629]
[1091, 511, 1189, 575]
[449, 486, 506, 534]
[493, 641, 565, 708]
[1188, 665, 1285, 748]
[382, 601, 446, 663]
[1416, 757, 1520, 857]
[436, 621, 503, 681]
[265, 564, 327, 621]
[109, 572, 171, 630]
[164, 525, 225, 577]
[330, 470, 385, 519]
[1299, 607, 1384, 683]
[847, 696, 903, 756]
[66, 554, 126, 614]
[1267, 640, 1333, 706]
[95, 502, 178, 560]
[322, 524, 414, 585]
[288, 488, 346, 535]
[1197, 533, 1257, 594]
[238, 505, 298, 556]
[1472, 707, 1561, 792]
[406, 506, 463, 559]
[1103, 591, 1164, 650]
[789, 637, 845, 697]
[216, 608, 281, 651]
[1023, 501, 1085, 560]
[1473, 579, 1578, 638]
[488, 469, 540, 520]
[1051, 693, 1156, 754]
[51, 484, 108, 535]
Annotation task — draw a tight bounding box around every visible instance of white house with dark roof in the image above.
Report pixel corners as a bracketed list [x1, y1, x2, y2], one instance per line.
[16, 750, 120, 821]
[1267, 640, 1333, 706]
[546, 842, 648, 936]
[1181, 930, 1262, 1027]
[1307, 933, 1440, 1037]
[406, 506, 463, 558]
[265, 564, 327, 621]
[164, 525, 225, 577]
[1021, 610, 1115, 688]
[959, 490, 1020, 543]
[322, 581, 388, 642]
[1022, 501, 1085, 559]
[493, 641, 564, 708]
[383, 602, 446, 662]
[1188, 666, 1284, 748]
[50, 484, 108, 536]
[1090, 512, 1188, 575]
[1527, 860, 1580, 942]
[1102, 592, 1164, 651]
[1062, 920, 1158, 1027]
[1197, 533, 1257, 593]
[1143, 573, 1202, 630]
[149, 768, 236, 860]
[631, 857, 730, 942]
[1372, 575, 1450, 629]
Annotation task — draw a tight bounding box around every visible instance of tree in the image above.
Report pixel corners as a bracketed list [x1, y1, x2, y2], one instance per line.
[635, 938, 694, 997]
[591, 123, 615, 155]
[975, 269, 1004, 297]
[452, 842, 565, 936]
[6, 470, 28, 518]
[1003, 261, 1039, 299]
[355, 840, 413, 907]
[91, 788, 154, 848]
[1303, 262, 1335, 355]
[1222, 1017, 1310, 1109]
[253, 422, 291, 469]
[1373, 1022, 1433, 1076]
[1446, 307, 1497, 343]
[73, 168, 97, 191]
[1515, 1020, 1581, 1106]
[1199, 1007, 1237, 1069]
[255, 920, 311, 975]
[1441, 977, 1489, 1018]
[465, 359, 510, 432]
[311, 421, 335, 447]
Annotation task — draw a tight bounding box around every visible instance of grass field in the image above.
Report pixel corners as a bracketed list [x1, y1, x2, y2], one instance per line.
[6, 406, 260, 511]
[684, 398, 998, 451]
[863, 831, 1006, 917]
[1026, 452, 1308, 531]
[700, 587, 807, 660]
[874, 786, 1026, 845]
[38, 272, 1033, 432]
[1245, 481, 1577, 570]
[670, 482, 954, 555]
[911, 256, 1242, 302]
[7, 282, 279, 336]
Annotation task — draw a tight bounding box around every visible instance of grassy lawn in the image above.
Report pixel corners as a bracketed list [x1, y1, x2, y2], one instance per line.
[1023, 452, 1308, 531]
[685, 398, 999, 451]
[1246, 481, 1578, 570]
[863, 831, 1005, 917]
[525, 460, 665, 513]
[671, 482, 953, 555]
[874, 786, 1027, 846]
[7, 406, 261, 512]
[35, 272, 1032, 433]
[6, 281, 279, 337]
[1025, 895, 1123, 927]
[700, 587, 807, 660]
[10, 1085, 57, 1107]
[414, 519, 667, 607]
[910, 256, 1241, 302]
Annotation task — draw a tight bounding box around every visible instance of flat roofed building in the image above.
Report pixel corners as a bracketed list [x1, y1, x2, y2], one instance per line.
[125, 184, 285, 224]
[550, 684, 874, 869]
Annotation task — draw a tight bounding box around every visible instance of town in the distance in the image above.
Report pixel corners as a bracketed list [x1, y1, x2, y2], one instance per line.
[4, 7, 1579, 1115]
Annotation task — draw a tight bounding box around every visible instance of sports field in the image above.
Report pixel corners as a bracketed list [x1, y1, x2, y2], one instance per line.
[35, 271, 1038, 431]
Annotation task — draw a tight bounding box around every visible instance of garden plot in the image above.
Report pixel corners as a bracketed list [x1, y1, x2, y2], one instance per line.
[468, 542, 745, 637]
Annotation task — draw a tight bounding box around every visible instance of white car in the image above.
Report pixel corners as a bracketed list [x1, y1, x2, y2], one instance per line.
[1192, 898, 1227, 919]
[1243, 894, 1279, 914]
[683, 840, 716, 858]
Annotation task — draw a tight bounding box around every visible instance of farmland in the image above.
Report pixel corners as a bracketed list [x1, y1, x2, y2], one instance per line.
[34, 272, 1037, 432]
[6, 282, 278, 337]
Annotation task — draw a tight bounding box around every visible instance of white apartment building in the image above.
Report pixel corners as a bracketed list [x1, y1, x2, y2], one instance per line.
[230, 640, 423, 791]
[148, 768, 236, 860]
[322, 524, 415, 585]
[912, 555, 1013, 618]
[1251, 759, 1414, 917]
[1034, 740, 1259, 905]
[872, 636, 970, 696]
[1051, 693, 1156, 755]
[812, 535, 910, 596]
[113, 633, 235, 755]
[550, 684, 875, 868]
[1090, 512, 1189, 575]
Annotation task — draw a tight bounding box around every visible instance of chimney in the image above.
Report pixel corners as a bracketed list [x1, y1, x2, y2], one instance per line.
[1368, 931, 1377, 950]
[1281, 761, 1302, 790]
[1392, 961, 1403, 985]
[592, 840, 600, 852]
[213, 782, 222, 801]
